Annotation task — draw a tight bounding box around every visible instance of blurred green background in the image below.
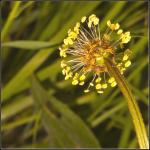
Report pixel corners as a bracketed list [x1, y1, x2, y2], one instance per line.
[1, 1, 148, 148]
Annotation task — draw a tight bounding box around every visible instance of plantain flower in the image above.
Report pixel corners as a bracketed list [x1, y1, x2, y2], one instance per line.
[59, 14, 132, 94]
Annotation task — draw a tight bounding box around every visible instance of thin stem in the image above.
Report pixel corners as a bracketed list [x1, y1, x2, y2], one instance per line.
[104, 58, 149, 149]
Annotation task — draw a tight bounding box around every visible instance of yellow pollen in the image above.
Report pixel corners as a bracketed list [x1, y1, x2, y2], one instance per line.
[107, 20, 111, 27]
[97, 90, 104, 94]
[108, 77, 115, 83]
[117, 29, 123, 35]
[61, 61, 67, 68]
[79, 82, 85, 85]
[95, 77, 101, 83]
[95, 84, 101, 90]
[79, 74, 86, 81]
[111, 81, 117, 87]
[90, 83, 94, 86]
[123, 54, 129, 61]
[81, 16, 86, 23]
[125, 60, 131, 67]
[72, 80, 78, 85]
[62, 69, 66, 75]
[65, 75, 70, 80]
[115, 23, 120, 30]
[84, 89, 90, 93]
[102, 83, 108, 89]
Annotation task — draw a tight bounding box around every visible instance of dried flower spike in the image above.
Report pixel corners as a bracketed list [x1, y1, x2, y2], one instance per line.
[59, 14, 132, 94]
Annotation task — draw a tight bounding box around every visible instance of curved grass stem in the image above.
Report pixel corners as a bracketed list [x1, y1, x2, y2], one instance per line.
[105, 58, 149, 149]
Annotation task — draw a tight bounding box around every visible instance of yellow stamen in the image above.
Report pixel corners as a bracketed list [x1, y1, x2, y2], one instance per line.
[117, 29, 123, 35]
[97, 90, 104, 94]
[72, 79, 78, 85]
[111, 81, 117, 87]
[90, 83, 94, 86]
[102, 83, 108, 89]
[95, 84, 101, 90]
[79, 74, 86, 81]
[95, 77, 101, 83]
[81, 16, 86, 23]
[79, 82, 85, 85]
[108, 77, 115, 83]
[125, 60, 131, 67]
[84, 89, 90, 93]
[123, 54, 129, 61]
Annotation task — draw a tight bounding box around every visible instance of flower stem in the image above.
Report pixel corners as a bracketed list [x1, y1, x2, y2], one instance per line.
[104, 58, 149, 149]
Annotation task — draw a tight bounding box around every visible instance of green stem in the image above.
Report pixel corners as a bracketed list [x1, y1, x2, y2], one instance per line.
[105, 58, 149, 149]
[2, 1, 21, 41]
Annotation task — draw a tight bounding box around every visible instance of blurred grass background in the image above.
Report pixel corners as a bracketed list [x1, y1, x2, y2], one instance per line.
[1, 1, 148, 148]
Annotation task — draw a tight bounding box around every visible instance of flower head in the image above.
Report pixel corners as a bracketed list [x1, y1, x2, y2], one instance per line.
[59, 14, 132, 94]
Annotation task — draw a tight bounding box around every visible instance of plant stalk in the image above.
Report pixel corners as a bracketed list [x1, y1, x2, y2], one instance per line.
[105, 58, 149, 149]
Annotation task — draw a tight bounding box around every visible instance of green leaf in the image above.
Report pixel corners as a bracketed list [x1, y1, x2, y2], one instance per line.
[30, 75, 100, 148]
[2, 114, 37, 131]
[2, 41, 59, 50]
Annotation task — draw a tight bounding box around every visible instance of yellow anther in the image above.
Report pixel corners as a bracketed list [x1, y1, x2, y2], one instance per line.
[79, 81, 85, 85]
[72, 79, 79, 85]
[88, 14, 99, 27]
[65, 75, 70, 80]
[123, 54, 128, 61]
[88, 21, 92, 28]
[68, 29, 71, 34]
[60, 50, 66, 57]
[61, 60, 67, 68]
[66, 66, 70, 72]
[107, 20, 111, 27]
[115, 23, 120, 30]
[81, 16, 86, 23]
[68, 31, 77, 39]
[62, 69, 66, 75]
[74, 73, 79, 78]
[121, 31, 131, 43]
[76, 22, 80, 28]
[107, 20, 119, 30]
[64, 37, 73, 45]
[117, 63, 122, 67]
[111, 81, 117, 87]
[110, 24, 116, 30]
[97, 90, 104, 94]
[90, 83, 94, 86]
[64, 38, 68, 45]
[117, 29, 123, 35]
[102, 83, 108, 89]
[93, 18, 99, 25]
[95, 84, 101, 90]
[125, 60, 131, 67]
[89, 14, 96, 20]
[108, 77, 115, 83]
[68, 38, 73, 45]
[84, 89, 90, 93]
[74, 22, 80, 33]
[95, 77, 101, 83]
[120, 67, 126, 73]
[79, 74, 86, 81]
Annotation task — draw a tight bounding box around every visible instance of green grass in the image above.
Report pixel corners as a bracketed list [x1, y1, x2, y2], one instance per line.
[1, 1, 148, 148]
